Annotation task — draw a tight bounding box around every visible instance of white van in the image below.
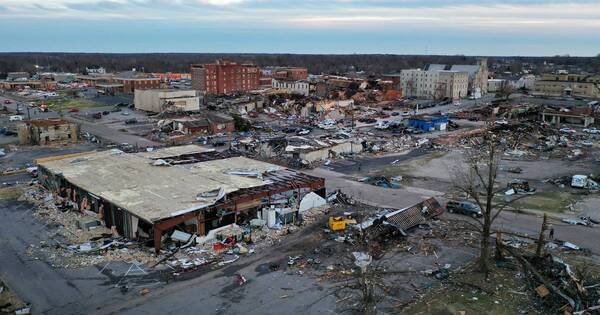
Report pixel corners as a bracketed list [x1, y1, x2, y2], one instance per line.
[9, 115, 24, 121]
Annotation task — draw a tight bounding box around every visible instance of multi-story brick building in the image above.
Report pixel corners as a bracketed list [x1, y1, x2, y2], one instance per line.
[191, 60, 260, 95]
[259, 67, 308, 87]
[118, 78, 161, 93]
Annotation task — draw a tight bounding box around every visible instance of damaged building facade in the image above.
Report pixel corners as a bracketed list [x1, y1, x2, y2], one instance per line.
[541, 107, 595, 127]
[134, 89, 201, 113]
[35, 145, 325, 253]
[17, 119, 79, 145]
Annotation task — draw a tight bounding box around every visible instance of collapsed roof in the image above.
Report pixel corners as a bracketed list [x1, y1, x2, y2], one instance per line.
[37, 146, 284, 223]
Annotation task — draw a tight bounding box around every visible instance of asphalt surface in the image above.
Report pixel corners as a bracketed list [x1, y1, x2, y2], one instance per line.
[1, 94, 159, 147]
[0, 198, 337, 315]
[0, 199, 159, 315]
[324, 148, 431, 174]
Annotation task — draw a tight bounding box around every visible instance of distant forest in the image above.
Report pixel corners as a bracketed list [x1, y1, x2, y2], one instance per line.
[1, 52, 599, 76]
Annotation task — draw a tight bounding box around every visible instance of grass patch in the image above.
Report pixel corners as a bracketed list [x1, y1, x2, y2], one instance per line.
[43, 97, 105, 112]
[510, 191, 574, 213]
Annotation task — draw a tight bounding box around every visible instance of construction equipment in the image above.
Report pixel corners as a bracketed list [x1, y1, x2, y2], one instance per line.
[328, 215, 357, 232]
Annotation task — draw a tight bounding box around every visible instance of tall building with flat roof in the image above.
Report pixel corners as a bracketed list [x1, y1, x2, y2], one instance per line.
[400, 69, 469, 99]
[191, 60, 260, 95]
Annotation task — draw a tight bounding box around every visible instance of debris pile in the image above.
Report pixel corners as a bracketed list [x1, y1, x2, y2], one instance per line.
[20, 185, 158, 268]
[502, 243, 600, 314]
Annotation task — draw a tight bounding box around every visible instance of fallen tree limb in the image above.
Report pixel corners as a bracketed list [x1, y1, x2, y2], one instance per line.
[500, 243, 577, 311]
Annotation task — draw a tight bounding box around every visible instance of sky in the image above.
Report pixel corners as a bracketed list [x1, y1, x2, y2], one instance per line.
[0, 0, 599, 56]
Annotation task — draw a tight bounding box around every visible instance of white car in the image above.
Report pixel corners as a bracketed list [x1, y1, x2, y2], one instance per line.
[583, 128, 600, 134]
[9, 115, 23, 121]
[559, 128, 576, 134]
[374, 122, 390, 130]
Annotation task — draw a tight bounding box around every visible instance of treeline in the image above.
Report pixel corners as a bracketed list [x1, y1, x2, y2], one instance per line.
[1, 52, 599, 76]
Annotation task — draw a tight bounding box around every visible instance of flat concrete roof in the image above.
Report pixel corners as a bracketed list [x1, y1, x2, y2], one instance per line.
[136, 144, 214, 160]
[38, 148, 283, 223]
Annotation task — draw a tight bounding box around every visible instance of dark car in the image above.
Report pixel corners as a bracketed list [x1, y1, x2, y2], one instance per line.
[102, 111, 110, 115]
[445, 201, 483, 218]
[92, 112, 102, 119]
[391, 112, 400, 116]
[125, 118, 138, 124]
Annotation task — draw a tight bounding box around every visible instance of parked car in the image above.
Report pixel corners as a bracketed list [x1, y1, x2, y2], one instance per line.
[3, 100, 12, 104]
[583, 128, 600, 134]
[445, 201, 483, 218]
[9, 115, 24, 121]
[559, 128, 577, 134]
[102, 111, 110, 115]
[68, 108, 80, 113]
[125, 118, 138, 124]
[297, 128, 311, 136]
[92, 112, 102, 119]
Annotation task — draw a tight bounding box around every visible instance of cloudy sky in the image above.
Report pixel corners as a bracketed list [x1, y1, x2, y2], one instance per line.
[1, 0, 598, 56]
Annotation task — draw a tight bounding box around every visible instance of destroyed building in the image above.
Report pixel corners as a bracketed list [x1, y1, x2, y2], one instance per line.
[35, 145, 325, 253]
[17, 119, 79, 145]
[285, 137, 363, 163]
[134, 89, 201, 113]
[156, 112, 235, 137]
[541, 107, 595, 127]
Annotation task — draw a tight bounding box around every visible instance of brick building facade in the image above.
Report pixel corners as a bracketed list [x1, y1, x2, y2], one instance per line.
[118, 78, 161, 93]
[191, 60, 260, 95]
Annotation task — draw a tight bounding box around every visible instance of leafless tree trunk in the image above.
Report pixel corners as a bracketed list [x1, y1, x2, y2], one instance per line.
[536, 213, 548, 257]
[452, 135, 530, 276]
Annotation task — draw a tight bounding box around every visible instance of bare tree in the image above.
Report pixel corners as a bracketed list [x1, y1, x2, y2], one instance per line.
[496, 80, 515, 101]
[452, 134, 529, 275]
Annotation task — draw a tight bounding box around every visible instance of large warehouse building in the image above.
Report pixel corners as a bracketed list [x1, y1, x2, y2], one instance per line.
[36, 145, 325, 253]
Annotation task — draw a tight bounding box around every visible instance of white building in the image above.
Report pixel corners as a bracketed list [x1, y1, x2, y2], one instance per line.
[400, 69, 469, 99]
[516, 74, 536, 90]
[134, 89, 200, 113]
[488, 79, 508, 93]
[272, 79, 310, 96]
[86, 67, 106, 75]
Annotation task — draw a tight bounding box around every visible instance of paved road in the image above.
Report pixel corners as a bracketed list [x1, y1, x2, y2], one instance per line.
[66, 116, 160, 147]
[0, 200, 149, 315]
[1, 94, 159, 147]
